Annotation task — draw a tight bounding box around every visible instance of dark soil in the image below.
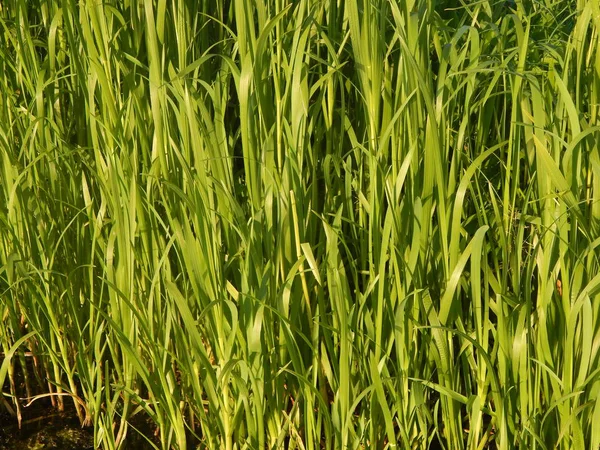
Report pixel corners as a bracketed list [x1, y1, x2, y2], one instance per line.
[0, 405, 160, 449]
[0, 409, 93, 450]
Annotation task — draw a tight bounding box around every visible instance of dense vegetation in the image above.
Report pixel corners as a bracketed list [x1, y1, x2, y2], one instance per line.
[1, 0, 599, 448]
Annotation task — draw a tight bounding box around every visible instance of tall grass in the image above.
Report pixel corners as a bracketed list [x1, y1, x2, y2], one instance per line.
[1, 0, 599, 448]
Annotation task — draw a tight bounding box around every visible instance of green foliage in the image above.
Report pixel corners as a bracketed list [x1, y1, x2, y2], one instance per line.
[1, 0, 599, 448]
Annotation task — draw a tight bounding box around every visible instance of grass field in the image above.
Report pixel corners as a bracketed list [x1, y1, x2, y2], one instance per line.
[1, 0, 600, 448]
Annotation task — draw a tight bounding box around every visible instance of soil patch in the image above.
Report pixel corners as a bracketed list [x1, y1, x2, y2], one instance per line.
[0, 410, 93, 450]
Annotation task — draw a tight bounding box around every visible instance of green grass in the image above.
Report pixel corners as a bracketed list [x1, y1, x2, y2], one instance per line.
[1, 0, 599, 448]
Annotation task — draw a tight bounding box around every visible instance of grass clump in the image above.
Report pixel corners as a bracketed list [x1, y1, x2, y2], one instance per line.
[1, 0, 600, 449]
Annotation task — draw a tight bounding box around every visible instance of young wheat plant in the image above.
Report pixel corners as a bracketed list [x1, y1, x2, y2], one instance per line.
[1, 0, 599, 449]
